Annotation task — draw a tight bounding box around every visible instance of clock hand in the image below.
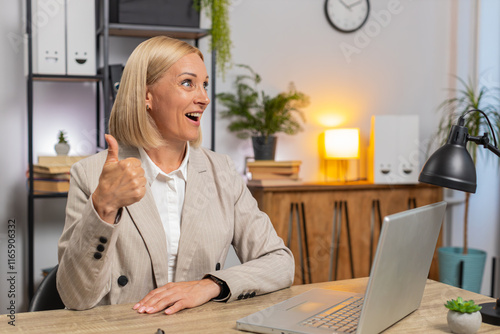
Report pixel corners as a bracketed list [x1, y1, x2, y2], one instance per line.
[339, 0, 352, 11]
[348, 0, 362, 9]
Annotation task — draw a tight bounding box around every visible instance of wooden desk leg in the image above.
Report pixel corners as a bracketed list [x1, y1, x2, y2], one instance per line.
[344, 202, 355, 278]
[408, 197, 417, 209]
[329, 201, 355, 281]
[329, 201, 340, 281]
[287, 202, 311, 284]
[300, 203, 312, 284]
[294, 203, 306, 284]
[369, 199, 383, 273]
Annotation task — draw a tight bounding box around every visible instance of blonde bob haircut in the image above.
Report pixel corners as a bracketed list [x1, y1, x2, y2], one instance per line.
[109, 36, 204, 149]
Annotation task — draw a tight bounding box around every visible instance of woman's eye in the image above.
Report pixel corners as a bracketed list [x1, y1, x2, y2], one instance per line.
[203, 82, 209, 91]
[181, 79, 193, 87]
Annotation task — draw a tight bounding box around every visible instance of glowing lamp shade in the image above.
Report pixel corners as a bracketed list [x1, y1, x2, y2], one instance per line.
[324, 128, 360, 159]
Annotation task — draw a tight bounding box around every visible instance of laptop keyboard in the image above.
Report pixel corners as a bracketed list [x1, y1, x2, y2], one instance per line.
[300, 296, 364, 333]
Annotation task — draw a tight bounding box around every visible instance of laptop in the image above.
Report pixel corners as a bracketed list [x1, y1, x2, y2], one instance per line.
[236, 201, 447, 334]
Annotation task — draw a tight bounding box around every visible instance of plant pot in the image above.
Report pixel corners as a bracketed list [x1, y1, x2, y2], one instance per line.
[54, 143, 70, 156]
[438, 247, 486, 293]
[447, 310, 482, 334]
[252, 136, 277, 160]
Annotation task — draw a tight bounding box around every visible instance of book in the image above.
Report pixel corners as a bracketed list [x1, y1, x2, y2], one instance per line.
[32, 155, 87, 175]
[247, 179, 303, 187]
[250, 172, 300, 180]
[32, 178, 70, 193]
[247, 160, 302, 168]
[247, 160, 302, 181]
[37, 155, 87, 165]
[248, 166, 300, 174]
[33, 164, 72, 174]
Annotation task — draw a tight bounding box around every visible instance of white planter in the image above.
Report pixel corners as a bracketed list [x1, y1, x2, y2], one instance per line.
[447, 310, 482, 334]
[54, 143, 70, 155]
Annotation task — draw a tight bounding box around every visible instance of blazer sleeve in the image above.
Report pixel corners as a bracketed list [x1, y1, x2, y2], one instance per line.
[205, 155, 295, 302]
[57, 156, 121, 310]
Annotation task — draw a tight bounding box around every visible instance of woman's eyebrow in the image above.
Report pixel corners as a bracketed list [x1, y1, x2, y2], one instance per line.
[178, 72, 209, 80]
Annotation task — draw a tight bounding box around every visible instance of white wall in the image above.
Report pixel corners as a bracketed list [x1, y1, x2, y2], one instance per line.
[1, 0, 499, 310]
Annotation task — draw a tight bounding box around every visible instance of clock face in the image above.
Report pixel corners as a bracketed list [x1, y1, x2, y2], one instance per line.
[325, 0, 370, 33]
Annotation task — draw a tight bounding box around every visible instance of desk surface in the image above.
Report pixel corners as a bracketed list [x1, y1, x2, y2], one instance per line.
[2, 278, 498, 334]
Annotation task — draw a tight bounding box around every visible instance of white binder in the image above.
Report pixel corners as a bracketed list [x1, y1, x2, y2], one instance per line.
[32, 0, 66, 75]
[368, 115, 420, 184]
[66, 0, 96, 75]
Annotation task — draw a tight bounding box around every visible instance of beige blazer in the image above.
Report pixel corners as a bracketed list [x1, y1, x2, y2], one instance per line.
[57, 145, 294, 310]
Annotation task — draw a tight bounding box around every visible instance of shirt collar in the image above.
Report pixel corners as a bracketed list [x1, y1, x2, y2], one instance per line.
[138, 143, 190, 185]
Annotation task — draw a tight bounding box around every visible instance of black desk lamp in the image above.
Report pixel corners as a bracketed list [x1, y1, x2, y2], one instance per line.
[419, 109, 500, 325]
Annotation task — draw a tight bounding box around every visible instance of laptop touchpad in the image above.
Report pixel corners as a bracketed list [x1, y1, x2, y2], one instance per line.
[287, 301, 325, 313]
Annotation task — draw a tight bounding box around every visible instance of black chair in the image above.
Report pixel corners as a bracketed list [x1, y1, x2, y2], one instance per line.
[28, 264, 65, 312]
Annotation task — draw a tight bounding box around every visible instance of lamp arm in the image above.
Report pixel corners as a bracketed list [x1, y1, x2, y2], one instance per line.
[467, 133, 500, 158]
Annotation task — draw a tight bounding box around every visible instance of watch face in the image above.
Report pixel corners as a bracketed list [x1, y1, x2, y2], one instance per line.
[325, 0, 370, 33]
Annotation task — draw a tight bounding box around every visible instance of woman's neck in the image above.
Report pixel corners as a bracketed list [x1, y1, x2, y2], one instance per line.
[145, 141, 187, 174]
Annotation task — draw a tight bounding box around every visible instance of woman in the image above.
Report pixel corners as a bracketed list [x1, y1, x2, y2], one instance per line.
[57, 36, 294, 315]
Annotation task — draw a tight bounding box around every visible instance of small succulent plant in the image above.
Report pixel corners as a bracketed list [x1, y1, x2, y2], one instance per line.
[58, 130, 68, 144]
[445, 297, 482, 313]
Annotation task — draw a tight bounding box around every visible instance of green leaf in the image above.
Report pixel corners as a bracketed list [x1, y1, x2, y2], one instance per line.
[217, 64, 309, 139]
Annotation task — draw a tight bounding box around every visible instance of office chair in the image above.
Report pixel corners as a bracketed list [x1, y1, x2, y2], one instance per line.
[28, 264, 65, 312]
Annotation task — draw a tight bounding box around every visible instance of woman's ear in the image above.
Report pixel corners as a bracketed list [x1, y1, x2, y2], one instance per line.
[145, 89, 153, 111]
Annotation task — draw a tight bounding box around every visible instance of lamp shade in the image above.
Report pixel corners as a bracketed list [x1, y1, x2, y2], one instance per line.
[418, 125, 477, 193]
[324, 128, 360, 159]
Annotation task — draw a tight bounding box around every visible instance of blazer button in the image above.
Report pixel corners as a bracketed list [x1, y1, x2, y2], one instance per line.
[96, 244, 105, 252]
[117, 275, 128, 287]
[237, 293, 244, 300]
[93, 252, 102, 260]
[99, 236, 108, 244]
[243, 293, 250, 299]
[250, 291, 256, 298]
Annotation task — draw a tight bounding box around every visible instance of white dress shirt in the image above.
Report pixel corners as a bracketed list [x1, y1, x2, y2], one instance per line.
[138, 144, 189, 283]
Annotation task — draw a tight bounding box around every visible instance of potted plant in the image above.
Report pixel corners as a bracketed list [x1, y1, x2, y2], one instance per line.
[434, 76, 500, 292]
[196, 0, 232, 77]
[217, 64, 309, 160]
[445, 297, 482, 334]
[54, 130, 70, 155]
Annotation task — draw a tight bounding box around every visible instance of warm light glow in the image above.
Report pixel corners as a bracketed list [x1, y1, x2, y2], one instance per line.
[324, 128, 360, 159]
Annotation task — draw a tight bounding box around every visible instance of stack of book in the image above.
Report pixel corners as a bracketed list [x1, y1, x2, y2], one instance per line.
[247, 160, 302, 186]
[28, 156, 87, 194]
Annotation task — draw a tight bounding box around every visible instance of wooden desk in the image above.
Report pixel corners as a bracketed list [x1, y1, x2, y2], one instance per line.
[248, 182, 443, 284]
[3, 279, 497, 333]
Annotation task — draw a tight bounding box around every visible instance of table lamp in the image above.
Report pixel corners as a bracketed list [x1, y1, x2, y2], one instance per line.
[324, 128, 360, 181]
[418, 109, 500, 326]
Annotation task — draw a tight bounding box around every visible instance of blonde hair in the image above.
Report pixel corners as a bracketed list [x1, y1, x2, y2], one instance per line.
[109, 36, 204, 149]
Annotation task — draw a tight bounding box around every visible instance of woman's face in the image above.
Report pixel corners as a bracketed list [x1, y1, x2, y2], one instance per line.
[146, 53, 209, 145]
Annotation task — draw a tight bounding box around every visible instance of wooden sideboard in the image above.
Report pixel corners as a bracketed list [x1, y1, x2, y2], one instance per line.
[248, 181, 443, 284]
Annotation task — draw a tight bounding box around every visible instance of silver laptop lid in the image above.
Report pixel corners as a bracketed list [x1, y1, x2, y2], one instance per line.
[356, 201, 446, 334]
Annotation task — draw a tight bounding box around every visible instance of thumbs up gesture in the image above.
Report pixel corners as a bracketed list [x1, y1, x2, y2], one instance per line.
[92, 134, 147, 224]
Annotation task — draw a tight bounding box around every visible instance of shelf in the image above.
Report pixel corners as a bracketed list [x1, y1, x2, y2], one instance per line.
[108, 23, 210, 39]
[32, 74, 103, 82]
[32, 193, 68, 199]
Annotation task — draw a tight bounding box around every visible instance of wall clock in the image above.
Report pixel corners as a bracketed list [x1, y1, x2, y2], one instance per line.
[324, 0, 370, 33]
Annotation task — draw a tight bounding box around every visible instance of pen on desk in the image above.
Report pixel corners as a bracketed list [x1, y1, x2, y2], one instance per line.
[156, 329, 165, 334]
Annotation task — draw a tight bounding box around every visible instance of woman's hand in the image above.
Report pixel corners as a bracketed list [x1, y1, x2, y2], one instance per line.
[133, 279, 221, 315]
[92, 134, 147, 224]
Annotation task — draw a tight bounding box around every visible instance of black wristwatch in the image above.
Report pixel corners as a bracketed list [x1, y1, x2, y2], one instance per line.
[207, 275, 229, 300]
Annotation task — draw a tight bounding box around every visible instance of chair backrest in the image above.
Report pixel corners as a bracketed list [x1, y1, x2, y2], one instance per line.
[28, 264, 65, 312]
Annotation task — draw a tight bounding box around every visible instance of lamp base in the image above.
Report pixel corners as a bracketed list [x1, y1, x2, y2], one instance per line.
[480, 299, 500, 326]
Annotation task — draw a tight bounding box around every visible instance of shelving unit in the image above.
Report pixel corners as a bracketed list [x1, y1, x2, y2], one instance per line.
[26, 0, 216, 299]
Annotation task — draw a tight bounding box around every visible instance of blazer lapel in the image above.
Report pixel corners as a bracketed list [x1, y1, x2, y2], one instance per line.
[175, 148, 212, 281]
[119, 146, 170, 287]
